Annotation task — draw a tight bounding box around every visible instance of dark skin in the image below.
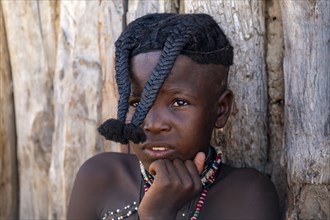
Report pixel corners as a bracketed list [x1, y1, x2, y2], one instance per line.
[67, 51, 280, 220]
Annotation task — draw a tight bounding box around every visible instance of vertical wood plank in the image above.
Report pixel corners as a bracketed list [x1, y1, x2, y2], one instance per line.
[0, 2, 18, 219]
[99, 0, 126, 153]
[281, 0, 330, 219]
[49, 1, 104, 218]
[183, 0, 268, 172]
[1, 1, 57, 218]
[127, 0, 178, 24]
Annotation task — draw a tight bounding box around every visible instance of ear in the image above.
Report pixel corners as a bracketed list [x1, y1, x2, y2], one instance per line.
[215, 90, 233, 128]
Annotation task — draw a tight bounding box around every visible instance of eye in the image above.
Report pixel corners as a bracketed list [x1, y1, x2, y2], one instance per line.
[129, 100, 140, 107]
[172, 99, 189, 107]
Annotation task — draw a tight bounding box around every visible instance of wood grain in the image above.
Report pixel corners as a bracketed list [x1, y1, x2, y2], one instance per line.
[281, 0, 330, 219]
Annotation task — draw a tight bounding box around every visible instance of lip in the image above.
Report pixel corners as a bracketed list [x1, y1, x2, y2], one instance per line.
[142, 142, 176, 160]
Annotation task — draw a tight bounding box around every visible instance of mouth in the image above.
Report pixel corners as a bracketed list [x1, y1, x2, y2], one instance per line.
[151, 147, 167, 151]
[143, 142, 175, 159]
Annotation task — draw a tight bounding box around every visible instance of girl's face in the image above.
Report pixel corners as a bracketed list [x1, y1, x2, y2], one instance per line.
[127, 51, 230, 170]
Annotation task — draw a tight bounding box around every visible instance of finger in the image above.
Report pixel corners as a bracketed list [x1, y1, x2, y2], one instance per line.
[193, 152, 205, 174]
[185, 160, 202, 192]
[149, 159, 168, 176]
[163, 159, 181, 182]
[172, 159, 193, 185]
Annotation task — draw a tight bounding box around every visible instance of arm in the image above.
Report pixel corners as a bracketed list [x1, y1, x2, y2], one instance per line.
[67, 156, 109, 219]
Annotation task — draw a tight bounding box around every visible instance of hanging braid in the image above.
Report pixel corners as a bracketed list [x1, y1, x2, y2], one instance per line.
[98, 13, 234, 144]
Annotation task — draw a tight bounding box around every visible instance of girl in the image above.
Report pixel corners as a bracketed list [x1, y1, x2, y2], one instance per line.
[68, 13, 279, 220]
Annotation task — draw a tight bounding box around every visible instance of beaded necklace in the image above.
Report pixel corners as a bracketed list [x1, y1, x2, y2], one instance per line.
[101, 147, 222, 220]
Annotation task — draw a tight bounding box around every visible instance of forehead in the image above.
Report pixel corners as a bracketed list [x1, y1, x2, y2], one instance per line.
[130, 51, 225, 91]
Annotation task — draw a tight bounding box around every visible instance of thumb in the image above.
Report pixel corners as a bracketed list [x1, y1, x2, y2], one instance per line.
[193, 152, 205, 174]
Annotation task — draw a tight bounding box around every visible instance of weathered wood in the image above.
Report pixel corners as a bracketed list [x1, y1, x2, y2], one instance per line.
[0, 3, 18, 219]
[265, 0, 287, 213]
[280, 0, 330, 219]
[1, 1, 57, 218]
[127, 0, 178, 24]
[183, 0, 268, 172]
[49, 1, 106, 218]
[99, 0, 126, 153]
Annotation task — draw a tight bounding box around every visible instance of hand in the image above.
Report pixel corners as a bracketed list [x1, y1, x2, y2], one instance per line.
[138, 152, 205, 220]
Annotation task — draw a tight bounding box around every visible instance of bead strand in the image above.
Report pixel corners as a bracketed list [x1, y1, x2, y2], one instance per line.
[102, 201, 138, 220]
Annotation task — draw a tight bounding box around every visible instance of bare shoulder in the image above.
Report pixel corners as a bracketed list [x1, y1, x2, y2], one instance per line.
[67, 152, 140, 219]
[223, 165, 278, 194]
[72, 152, 141, 194]
[202, 164, 280, 220]
[78, 152, 139, 178]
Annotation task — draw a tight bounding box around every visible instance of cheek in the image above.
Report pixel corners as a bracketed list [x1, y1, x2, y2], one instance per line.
[178, 114, 211, 142]
[130, 142, 142, 155]
[189, 108, 217, 142]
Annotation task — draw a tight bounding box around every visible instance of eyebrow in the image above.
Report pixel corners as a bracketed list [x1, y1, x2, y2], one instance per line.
[159, 87, 198, 100]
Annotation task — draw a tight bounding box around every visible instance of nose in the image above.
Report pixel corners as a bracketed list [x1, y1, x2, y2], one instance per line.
[142, 106, 171, 134]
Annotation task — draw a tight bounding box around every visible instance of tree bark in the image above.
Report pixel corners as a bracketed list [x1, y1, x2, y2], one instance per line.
[99, 0, 126, 153]
[0, 3, 18, 219]
[1, 1, 57, 218]
[49, 1, 106, 218]
[281, 0, 330, 219]
[183, 0, 269, 172]
[127, 0, 178, 24]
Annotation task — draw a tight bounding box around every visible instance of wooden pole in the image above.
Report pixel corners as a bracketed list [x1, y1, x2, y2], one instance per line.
[0, 2, 18, 219]
[1, 1, 57, 218]
[183, 0, 269, 172]
[49, 1, 106, 218]
[281, 0, 330, 219]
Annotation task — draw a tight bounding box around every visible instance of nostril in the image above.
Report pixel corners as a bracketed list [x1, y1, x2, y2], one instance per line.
[143, 116, 171, 133]
[142, 105, 171, 133]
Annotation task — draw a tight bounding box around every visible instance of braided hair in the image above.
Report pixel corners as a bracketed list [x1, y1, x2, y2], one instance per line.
[98, 13, 233, 144]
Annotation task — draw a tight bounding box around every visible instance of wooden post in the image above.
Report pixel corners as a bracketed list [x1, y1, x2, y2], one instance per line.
[0, 3, 18, 219]
[99, 0, 126, 153]
[49, 1, 107, 218]
[183, 0, 269, 172]
[281, 0, 330, 219]
[126, 0, 178, 24]
[1, 1, 57, 218]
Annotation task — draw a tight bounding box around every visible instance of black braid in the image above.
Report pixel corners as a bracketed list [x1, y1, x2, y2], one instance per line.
[131, 28, 194, 126]
[98, 13, 234, 144]
[97, 35, 135, 144]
